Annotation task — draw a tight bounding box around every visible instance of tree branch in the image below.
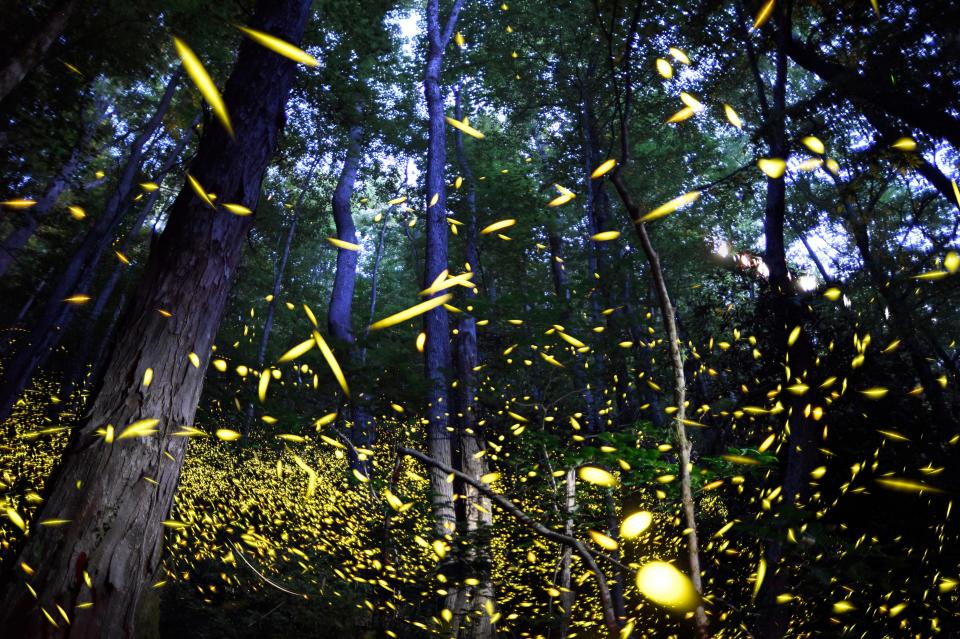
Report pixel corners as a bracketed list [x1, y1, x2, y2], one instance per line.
[397, 446, 622, 637]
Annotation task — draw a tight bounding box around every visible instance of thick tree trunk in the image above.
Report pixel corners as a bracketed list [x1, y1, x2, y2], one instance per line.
[0, 69, 182, 424]
[0, 2, 311, 637]
[0, 0, 80, 103]
[423, 0, 465, 540]
[0, 94, 109, 278]
[60, 114, 201, 401]
[423, 3, 466, 634]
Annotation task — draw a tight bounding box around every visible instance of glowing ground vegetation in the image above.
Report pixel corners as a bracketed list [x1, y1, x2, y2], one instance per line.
[0, 0, 958, 638]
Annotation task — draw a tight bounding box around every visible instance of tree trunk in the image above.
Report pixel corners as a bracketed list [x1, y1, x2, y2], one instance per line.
[0, 2, 311, 637]
[606, 9, 709, 633]
[423, 3, 466, 634]
[0, 94, 109, 278]
[558, 468, 576, 639]
[0, 69, 182, 424]
[423, 0, 465, 540]
[59, 113, 201, 401]
[546, 228, 570, 308]
[328, 124, 363, 344]
[0, 0, 81, 104]
[608, 148, 708, 639]
[451, 84, 494, 639]
[326, 122, 376, 471]
[750, 7, 821, 636]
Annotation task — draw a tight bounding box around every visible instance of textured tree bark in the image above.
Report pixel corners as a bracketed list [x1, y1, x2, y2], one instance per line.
[0, 69, 182, 425]
[0, 94, 109, 278]
[60, 113, 201, 401]
[0, 1, 312, 636]
[423, 0, 465, 539]
[0, 0, 80, 103]
[423, 3, 466, 634]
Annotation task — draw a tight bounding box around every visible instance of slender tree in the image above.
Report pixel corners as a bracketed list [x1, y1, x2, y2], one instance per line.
[604, 6, 709, 636]
[422, 0, 466, 538]
[0, 69, 182, 424]
[242, 156, 320, 437]
[0, 93, 109, 278]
